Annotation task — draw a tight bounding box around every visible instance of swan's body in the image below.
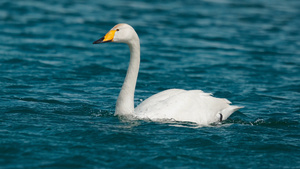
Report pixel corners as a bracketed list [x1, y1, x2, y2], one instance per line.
[135, 89, 241, 125]
[93, 23, 242, 125]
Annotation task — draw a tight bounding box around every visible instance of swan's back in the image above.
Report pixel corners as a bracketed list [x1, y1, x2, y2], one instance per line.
[135, 89, 242, 125]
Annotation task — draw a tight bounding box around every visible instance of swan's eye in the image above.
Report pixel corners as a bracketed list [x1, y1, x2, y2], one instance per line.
[116, 29, 119, 31]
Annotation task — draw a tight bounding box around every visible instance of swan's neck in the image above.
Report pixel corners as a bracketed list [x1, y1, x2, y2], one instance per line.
[115, 39, 140, 116]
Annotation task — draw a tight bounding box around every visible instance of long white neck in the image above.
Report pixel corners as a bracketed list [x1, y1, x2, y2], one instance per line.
[115, 37, 140, 116]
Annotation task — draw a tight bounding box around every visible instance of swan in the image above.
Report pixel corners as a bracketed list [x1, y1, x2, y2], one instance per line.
[93, 23, 243, 125]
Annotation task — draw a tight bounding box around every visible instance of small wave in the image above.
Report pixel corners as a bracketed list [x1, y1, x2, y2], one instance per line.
[2, 58, 56, 68]
[6, 85, 32, 89]
[252, 118, 299, 128]
[52, 104, 106, 116]
[91, 110, 114, 117]
[225, 117, 299, 128]
[73, 64, 117, 76]
[16, 97, 65, 105]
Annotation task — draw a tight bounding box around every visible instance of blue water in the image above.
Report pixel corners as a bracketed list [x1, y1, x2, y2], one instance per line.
[1, 0, 300, 168]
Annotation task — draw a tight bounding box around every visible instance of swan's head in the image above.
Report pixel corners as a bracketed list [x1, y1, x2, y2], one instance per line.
[93, 23, 138, 45]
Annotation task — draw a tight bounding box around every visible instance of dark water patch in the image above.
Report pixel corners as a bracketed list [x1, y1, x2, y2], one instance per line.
[90, 109, 114, 117]
[252, 142, 300, 152]
[16, 97, 65, 105]
[277, 84, 300, 93]
[2, 58, 60, 71]
[41, 155, 94, 169]
[3, 106, 40, 115]
[72, 63, 122, 78]
[171, 137, 218, 148]
[51, 104, 105, 116]
[5, 84, 33, 89]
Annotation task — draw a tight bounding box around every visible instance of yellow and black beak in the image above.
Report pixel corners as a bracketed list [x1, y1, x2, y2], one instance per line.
[93, 30, 116, 44]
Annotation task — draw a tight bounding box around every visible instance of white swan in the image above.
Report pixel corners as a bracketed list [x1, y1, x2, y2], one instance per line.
[93, 23, 243, 125]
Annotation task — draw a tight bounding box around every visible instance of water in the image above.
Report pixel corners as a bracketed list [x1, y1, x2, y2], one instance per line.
[1, 0, 300, 168]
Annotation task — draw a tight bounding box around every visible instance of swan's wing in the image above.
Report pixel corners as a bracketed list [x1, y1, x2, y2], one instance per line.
[135, 89, 241, 125]
[136, 89, 189, 107]
[135, 89, 204, 115]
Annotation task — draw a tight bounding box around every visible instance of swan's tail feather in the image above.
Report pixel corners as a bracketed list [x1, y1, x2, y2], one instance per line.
[221, 105, 243, 120]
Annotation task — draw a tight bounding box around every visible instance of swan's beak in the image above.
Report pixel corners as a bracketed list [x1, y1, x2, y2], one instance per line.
[93, 30, 116, 44]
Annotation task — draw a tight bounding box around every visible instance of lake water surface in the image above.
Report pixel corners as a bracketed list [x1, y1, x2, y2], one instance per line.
[1, 0, 300, 168]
